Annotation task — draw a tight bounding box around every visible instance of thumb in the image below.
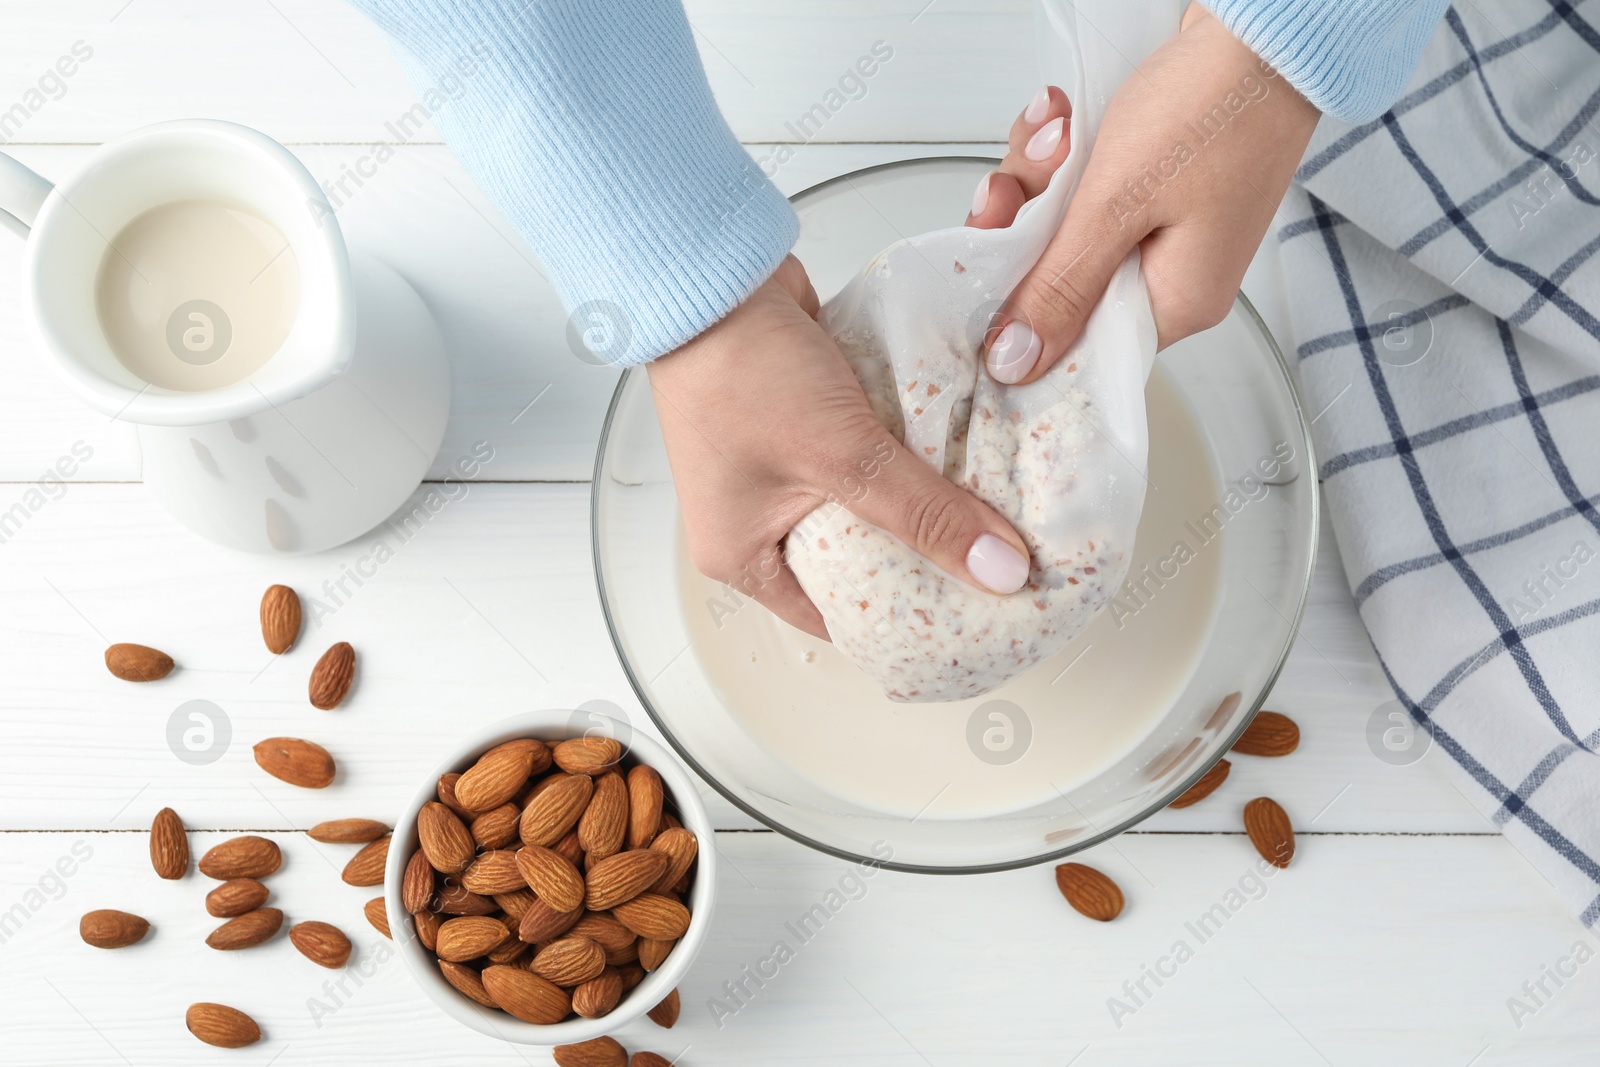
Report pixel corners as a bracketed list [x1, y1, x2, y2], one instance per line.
[843, 427, 1033, 596]
[984, 197, 1143, 386]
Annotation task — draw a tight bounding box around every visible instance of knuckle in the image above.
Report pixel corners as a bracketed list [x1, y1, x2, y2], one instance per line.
[901, 485, 971, 555]
[1020, 265, 1098, 332]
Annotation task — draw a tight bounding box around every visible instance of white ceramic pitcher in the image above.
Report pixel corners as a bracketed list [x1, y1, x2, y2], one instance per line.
[0, 119, 450, 554]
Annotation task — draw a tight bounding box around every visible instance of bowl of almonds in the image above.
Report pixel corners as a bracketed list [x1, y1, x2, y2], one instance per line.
[385, 710, 714, 1045]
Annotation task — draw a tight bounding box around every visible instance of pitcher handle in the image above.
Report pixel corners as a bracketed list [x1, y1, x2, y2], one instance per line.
[0, 151, 53, 238]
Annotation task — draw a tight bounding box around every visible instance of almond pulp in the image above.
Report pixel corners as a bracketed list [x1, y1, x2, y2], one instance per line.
[308, 641, 356, 709]
[104, 643, 174, 682]
[290, 921, 352, 968]
[150, 806, 189, 879]
[253, 737, 336, 789]
[198, 836, 281, 880]
[1054, 863, 1124, 921]
[260, 584, 302, 654]
[79, 909, 149, 948]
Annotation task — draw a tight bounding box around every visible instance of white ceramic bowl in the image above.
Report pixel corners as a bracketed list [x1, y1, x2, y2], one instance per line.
[385, 710, 717, 1045]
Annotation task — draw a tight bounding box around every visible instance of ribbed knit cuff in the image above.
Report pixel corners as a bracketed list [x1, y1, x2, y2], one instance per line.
[350, 0, 799, 365]
[1204, 0, 1452, 122]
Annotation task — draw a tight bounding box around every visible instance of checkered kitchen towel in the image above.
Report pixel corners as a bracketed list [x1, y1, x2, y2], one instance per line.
[1276, 0, 1600, 925]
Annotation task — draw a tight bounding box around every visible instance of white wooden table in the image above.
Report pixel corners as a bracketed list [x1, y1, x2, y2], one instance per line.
[1, 3, 1595, 1064]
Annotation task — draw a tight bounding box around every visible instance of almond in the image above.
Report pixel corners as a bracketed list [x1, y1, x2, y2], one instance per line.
[457, 746, 538, 813]
[79, 909, 149, 948]
[571, 970, 624, 1019]
[253, 736, 336, 789]
[647, 828, 697, 895]
[554, 829, 584, 866]
[290, 920, 352, 968]
[150, 807, 188, 880]
[309, 641, 356, 709]
[638, 937, 674, 972]
[585, 850, 670, 911]
[1170, 759, 1232, 809]
[553, 1037, 627, 1067]
[1244, 796, 1295, 868]
[418, 801, 476, 873]
[105, 642, 174, 682]
[552, 737, 622, 776]
[481, 964, 571, 1024]
[1232, 711, 1300, 757]
[518, 896, 585, 944]
[206, 907, 283, 950]
[434, 881, 498, 916]
[568, 912, 637, 957]
[461, 850, 527, 895]
[611, 894, 690, 940]
[487, 931, 530, 966]
[614, 962, 645, 991]
[260, 584, 302, 654]
[493, 888, 537, 923]
[206, 879, 269, 918]
[437, 772, 474, 819]
[515, 846, 585, 913]
[1054, 863, 1124, 921]
[437, 915, 511, 962]
[646, 987, 680, 1029]
[631, 1055, 671, 1067]
[471, 804, 521, 850]
[185, 1003, 261, 1048]
[439, 959, 499, 1008]
[602, 938, 639, 967]
[520, 774, 594, 848]
[198, 836, 281, 880]
[403, 849, 436, 914]
[531, 936, 606, 986]
[486, 736, 553, 772]
[365, 897, 391, 938]
[341, 835, 391, 887]
[578, 772, 628, 861]
[308, 818, 388, 843]
[626, 765, 663, 850]
[413, 908, 442, 950]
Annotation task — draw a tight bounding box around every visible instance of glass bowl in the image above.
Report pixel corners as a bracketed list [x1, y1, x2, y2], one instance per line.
[592, 157, 1317, 873]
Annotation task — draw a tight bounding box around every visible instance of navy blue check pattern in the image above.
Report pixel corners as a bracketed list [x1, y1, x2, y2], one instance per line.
[1276, 0, 1600, 925]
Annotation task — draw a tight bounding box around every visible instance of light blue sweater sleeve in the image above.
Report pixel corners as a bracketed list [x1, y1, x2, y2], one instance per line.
[346, 0, 798, 366]
[1204, 0, 1453, 122]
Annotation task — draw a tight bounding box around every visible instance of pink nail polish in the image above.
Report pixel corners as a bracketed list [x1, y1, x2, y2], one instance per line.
[967, 533, 1030, 594]
[970, 172, 992, 217]
[987, 320, 1042, 384]
[1024, 86, 1051, 124]
[1025, 117, 1064, 162]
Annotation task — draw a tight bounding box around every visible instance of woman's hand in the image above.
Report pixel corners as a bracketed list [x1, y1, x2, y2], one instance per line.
[648, 256, 1034, 639]
[982, 5, 1321, 384]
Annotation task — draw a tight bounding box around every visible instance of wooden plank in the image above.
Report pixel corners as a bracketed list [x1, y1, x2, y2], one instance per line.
[1, 829, 1591, 1064]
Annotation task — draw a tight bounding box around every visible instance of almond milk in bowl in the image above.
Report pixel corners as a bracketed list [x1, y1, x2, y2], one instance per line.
[592, 157, 1317, 872]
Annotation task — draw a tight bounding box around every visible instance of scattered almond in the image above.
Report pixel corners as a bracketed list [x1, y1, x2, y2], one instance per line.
[290, 921, 352, 968]
[341, 835, 390, 887]
[1170, 759, 1232, 809]
[150, 806, 188, 880]
[1232, 711, 1300, 757]
[418, 801, 476, 873]
[437, 916, 511, 962]
[308, 818, 388, 843]
[185, 1003, 261, 1048]
[308, 641, 356, 710]
[104, 643, 174, 682]
[198, 836, 281, 880]
[553, 1037, 628, 1067]
[253, 736, 336, 789]
[481, 964, 571, 1024]
[1244, 796, 1295, 868]
[585, 850, 670, 911]
[631, 1055, 671, 1067]
[79, 909, 149, 948]
[646, 987, 680, 1029]
[206, 879, 269, 918]
[206, 907, 283, 950]
[1054, 863, 1124, 921]
[260, 584, 302, 654]
[365, 897, 391, 938]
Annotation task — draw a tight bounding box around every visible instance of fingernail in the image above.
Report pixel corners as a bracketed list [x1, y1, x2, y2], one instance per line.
[967, 533, 1031, 595]
[1025, 116, 1064, 161]
[970, 171, 992, 217]
[1024, 86, 1051, 124]
[987, 320, 1042, 384]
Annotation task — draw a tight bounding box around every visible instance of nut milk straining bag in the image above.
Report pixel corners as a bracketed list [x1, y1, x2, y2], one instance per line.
[785, 0, 1181, 702]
